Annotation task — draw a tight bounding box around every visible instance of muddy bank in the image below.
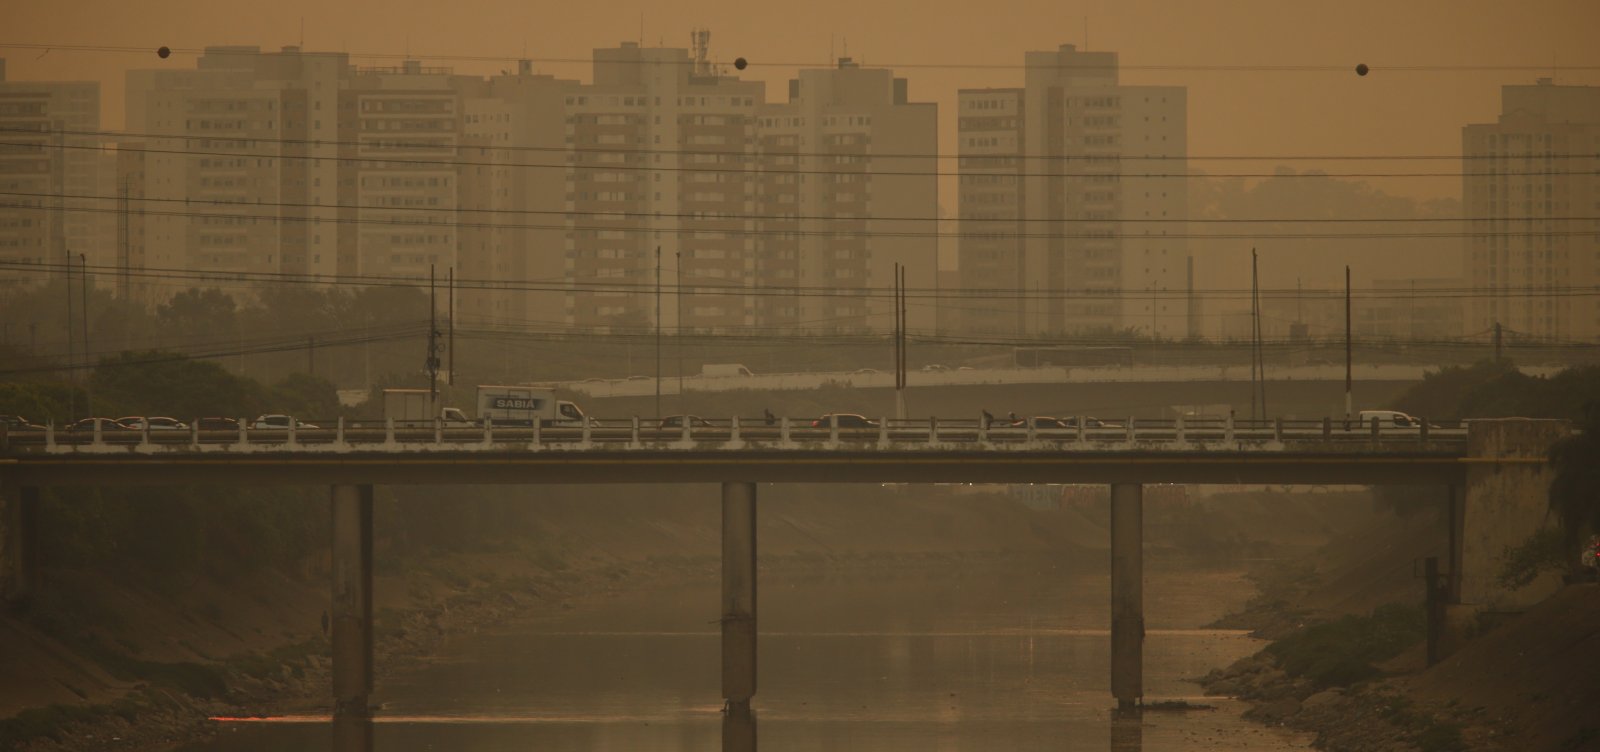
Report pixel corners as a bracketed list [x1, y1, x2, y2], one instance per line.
[1200, 502, 1600, 752]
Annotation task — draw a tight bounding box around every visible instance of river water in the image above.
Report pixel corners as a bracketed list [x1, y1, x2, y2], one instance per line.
[186, 560, 1313, 752]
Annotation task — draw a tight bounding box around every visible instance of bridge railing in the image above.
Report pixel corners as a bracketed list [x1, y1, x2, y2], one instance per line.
[0, 415, 1469, 453]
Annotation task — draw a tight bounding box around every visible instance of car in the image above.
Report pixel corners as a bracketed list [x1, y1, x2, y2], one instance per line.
[196, 417, 242, 431]
[811, 413, 878, 428]
[66, 417, 130, 433]
[0, 415, 44, 431]
[659, 415, 714, 429]
[251, 415, 321, 430]
[956, 366, 975, 371]
[1010, 416, 1073, 430]
[627, 375, 652, 381]
[116, 416, 189, 431]
[852, 368, 880, 376]
[920, 364, 949, 373]
[1356, 409, 1429, 429]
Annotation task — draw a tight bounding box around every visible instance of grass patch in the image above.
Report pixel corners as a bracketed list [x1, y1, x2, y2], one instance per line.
[1414, 720, 1468, 752]
[1265, 603, 1424, 689]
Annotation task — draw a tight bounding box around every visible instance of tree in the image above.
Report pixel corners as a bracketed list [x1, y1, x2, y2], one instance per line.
[1547, 402, 1600, 552]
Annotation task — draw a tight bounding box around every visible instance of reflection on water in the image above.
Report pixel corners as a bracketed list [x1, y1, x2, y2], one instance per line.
[186, 568, 1313, 752]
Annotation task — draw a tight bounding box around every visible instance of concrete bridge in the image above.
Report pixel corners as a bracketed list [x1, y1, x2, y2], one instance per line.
[0, 416, 1567, 743]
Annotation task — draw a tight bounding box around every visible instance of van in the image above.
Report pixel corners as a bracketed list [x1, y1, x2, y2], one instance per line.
[701, 363, 754, 377]
[1356, 410, 1424, 430]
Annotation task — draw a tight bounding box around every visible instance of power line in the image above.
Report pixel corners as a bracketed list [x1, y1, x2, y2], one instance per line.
[6, 259, 1600, 303]
[12, 129, 1600, 180]
[8, 200, 1589, 242]
[4, 42, 1600, 74]
[5, 188, 1589, 227]
[10, 125, 1600, 166]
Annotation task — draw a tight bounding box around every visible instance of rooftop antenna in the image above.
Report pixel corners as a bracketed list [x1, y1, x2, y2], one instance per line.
[639, 11, 644, 46]
[299, 17, 304, 48]
[1084, 17, 1089, 49]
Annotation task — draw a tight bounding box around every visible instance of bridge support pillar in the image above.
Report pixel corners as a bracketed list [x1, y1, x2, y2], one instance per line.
[1110, 482, 1143, 710]
[2, 483, 40, 606]
[722, 481, 757, 713]
[331, 484, 374, 723]
[1446, 484, 1464, 603]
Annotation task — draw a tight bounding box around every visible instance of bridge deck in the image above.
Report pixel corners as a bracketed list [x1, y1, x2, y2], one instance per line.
[0, 416, 1480, 486]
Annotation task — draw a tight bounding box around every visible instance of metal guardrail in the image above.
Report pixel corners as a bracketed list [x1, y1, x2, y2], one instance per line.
[0, 416, 1470, 454]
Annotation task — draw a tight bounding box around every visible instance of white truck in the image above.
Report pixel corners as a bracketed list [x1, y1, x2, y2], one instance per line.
[382, 388, 472, 426]
[475, 385, 588, 426]
[701, 363, 754, 377]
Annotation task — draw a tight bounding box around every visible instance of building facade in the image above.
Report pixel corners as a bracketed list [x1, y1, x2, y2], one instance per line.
[0, 59, 104, 290]
[1462, 80, 1600, 342]
[957, 44, 1188, 339]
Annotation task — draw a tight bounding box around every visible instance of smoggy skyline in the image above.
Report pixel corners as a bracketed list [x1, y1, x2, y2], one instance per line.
[6, 0, 1599, 206]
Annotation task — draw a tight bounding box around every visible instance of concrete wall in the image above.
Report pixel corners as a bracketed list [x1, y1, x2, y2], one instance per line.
[1462, 418, 1571, 609]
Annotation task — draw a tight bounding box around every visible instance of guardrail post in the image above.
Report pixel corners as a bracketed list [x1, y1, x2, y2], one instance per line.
[1273, 417, 1283, 443]
[1077, 417, 1086, 445]
[287, 419, 297, 449]
[239, 417, 249, 448]
[1370, 416, 1381, 443]
[1126, 417, 1134, 443]
[384, 417, 395, 447]
[1175, 415, 1185, 444]
[929, 416, 939, 443]
[681, 417, 691, 443]
[1419, 418, 1429, 443]
[92, 418, 103, 447]
[780, 416, 790, 444]
[141, 421, 151, 450]
[433, 417, 443, 446]
[1225, 413, 1235, 443]
[631, 416, 641, 448]
[44, 422, 54, 451]
[878, 417, 889, 447]
[977, 413, 988, 444]
[331, 483, 374, 728]
[1026, 417, 1036, 443]
[730, 415, 741, 446]
[532, 418, 542, 450]
[582, 417, 593, 446]
[189, 419, 200, 450]
[1322, 417, 1331, 438]
[483, 416, 494, 447]
[829, 414, 839, 444]
[336, 416, 346, 447]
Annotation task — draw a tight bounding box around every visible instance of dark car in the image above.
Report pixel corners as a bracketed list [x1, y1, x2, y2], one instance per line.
[67, 417, 131, 433]
[116, 416, 189, 431]
[1011, 416, 1072, 429]
[659, 415, 714, 429]
[1, 415, 44, 431]
[811, 413, 878, 428]
[196, 417, 242, 431]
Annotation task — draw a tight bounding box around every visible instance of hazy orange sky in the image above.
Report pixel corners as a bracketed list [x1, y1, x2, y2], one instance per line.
[5, 0, 1599, 209]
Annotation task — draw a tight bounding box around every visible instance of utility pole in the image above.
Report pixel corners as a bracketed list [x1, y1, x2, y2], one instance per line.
[1344, 265, 1353, 425]
[447, 267, 455, 386]
[64, 249, 76, 421]
[80, 253, 92, 418]
[676, 251, 683, 409]
[117, 178, 131, 300]
[1250, 249, 1259, 421]
[427, 265, 439, 406]
[654, 245, 662, 418]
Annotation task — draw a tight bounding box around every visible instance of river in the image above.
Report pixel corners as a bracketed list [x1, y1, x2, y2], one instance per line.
[184, 557, 1313, 751]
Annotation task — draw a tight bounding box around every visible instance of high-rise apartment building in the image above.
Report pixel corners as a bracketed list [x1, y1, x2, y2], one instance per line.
[0, 59, 103, 290]
[759, 58, 938, 333]
[957, 44, 1187, 338]
[561, 40, 764, 332]
[126, 46, 349, 283]
[1463, 80, 1600, 342]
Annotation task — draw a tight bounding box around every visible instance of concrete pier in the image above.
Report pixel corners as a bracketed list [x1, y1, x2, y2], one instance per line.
[1110, 483, 1143, 709]
[331, 484, 374, 721]
[2, 483, 39, 606]
[722, 482, 757, 711]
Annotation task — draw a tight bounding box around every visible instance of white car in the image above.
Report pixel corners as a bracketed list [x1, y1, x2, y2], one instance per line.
[251, 414, 320, 430]
[117, 416, 189, 431]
